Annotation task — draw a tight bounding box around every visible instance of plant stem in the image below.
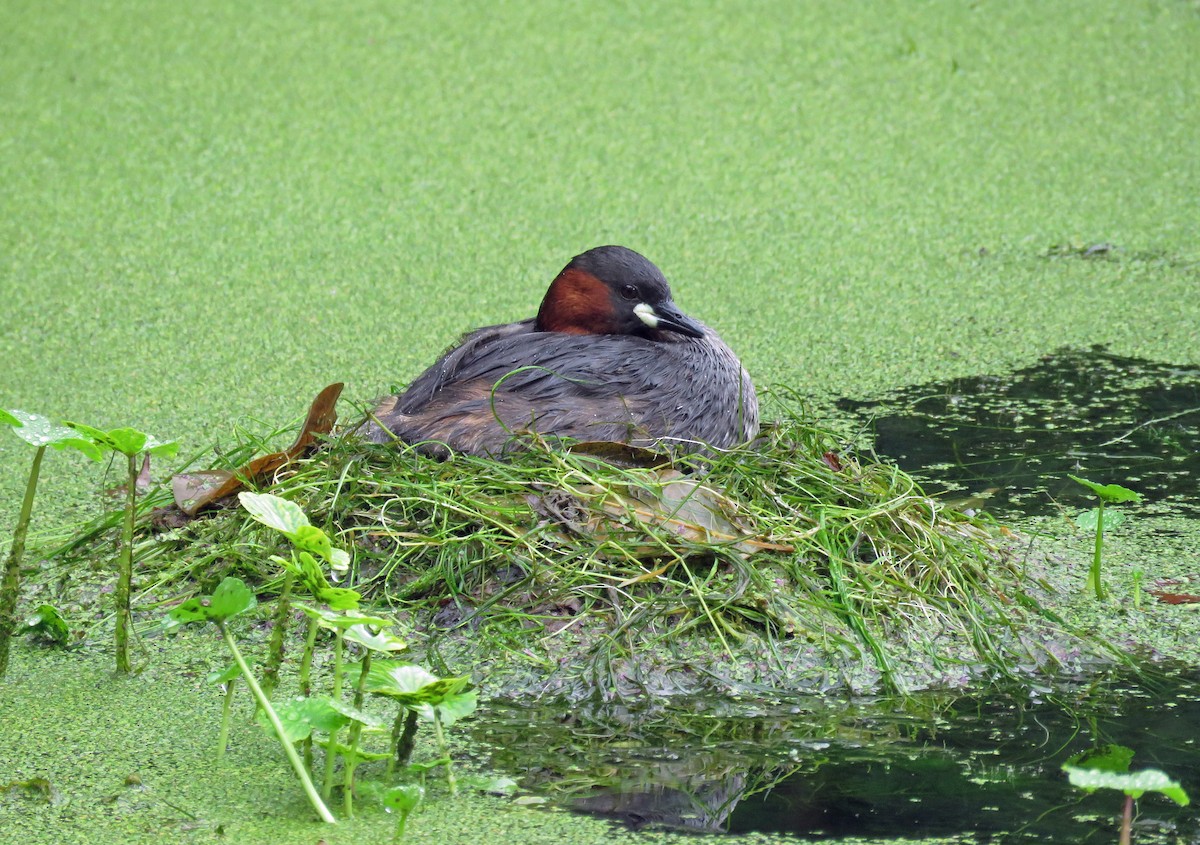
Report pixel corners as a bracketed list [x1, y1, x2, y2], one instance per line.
[431, 708, 456, 794]
[1089, 499, 1106, 600]
[261, 568, 295, 699]
[390, 708, 419, 777]
[217, 676, 236, 762]
[341, 652, 373, 817]
[299, 616, 318, 771]
[1120, 792, 1133, 845]
[298, 616, 318, 697]
[115, 452, 138, 673]
[321, 627, 346, 800]
[218, 620, 336, 824]
[0, 446, 46, 677]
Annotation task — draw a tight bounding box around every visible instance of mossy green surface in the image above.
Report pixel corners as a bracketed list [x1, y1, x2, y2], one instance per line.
[2, 1, 1199, 842]
[2, 0, 1198, 530]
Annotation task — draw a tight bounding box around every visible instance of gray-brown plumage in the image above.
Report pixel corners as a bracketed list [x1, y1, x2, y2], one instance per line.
[361, 246, 757, 457]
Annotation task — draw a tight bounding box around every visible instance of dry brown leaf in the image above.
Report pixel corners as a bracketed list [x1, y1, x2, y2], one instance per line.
[1148, 590, 1200, 605]
[567, 441, 672, 469]
[172, 382, 344, 516]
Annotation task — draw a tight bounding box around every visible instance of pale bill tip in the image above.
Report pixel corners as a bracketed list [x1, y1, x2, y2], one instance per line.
[633, 302, 659, 328]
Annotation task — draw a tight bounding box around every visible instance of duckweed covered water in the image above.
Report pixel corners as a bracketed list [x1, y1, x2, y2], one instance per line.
[4, 1, 1200, 842]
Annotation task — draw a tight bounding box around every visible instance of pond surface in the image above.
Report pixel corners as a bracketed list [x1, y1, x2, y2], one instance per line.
[836, 347, 1200, 518]
[477, 349, 1200, 842]
[477, 671, 1199, 842]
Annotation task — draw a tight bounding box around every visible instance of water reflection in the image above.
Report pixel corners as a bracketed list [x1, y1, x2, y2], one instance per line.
[475, 672, 1199, 840]
[836, 347, 1200, 517]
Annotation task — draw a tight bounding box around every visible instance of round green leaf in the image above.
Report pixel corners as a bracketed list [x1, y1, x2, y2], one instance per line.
[415, 688, 478, 726]
[6, 410, 102, 459]
[257, 696, 351, 743]
[1064, 765, 1190, 805]
[166, 578, 256, 625]
[294, 603, 389, 630]
[143, 434, 179, 458]
[61, 421, 174, 458]
[1075, 509, 1126, 532]
[366, 662, 438, 703]
[1068, 475, 1142, 504]
[1064, 744, 1134, 774]
[317, 585, 362, 611]
[343, 624, 406, 653]
[327, 697, 387, 728]
[291, 524, 336, 561]
[105, 427, 149, 455]
[49, 437, 103, 461]
[329, 547, 351, 574]
[209, 577, 257, 620]
[367, 662, 471, 707]
[381, 783, 424, 814]
[63, 421, 111, 443]
[167, 597, 214, 626]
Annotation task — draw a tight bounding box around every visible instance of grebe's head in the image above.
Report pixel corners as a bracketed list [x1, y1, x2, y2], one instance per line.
[535, 245, 705, 339]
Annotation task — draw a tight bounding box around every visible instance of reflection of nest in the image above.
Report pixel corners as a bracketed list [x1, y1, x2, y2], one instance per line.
[571, 775, 747, 833]
[476, 694, 951, 834]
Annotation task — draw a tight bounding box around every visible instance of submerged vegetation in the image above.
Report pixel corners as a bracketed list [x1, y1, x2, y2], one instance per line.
[1063, 745, 1191, 845]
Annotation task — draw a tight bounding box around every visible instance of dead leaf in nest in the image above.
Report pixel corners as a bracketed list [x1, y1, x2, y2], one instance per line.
[171, 383, 344, 516]
[170, 470, 238, 516]
[567, 441, 672, 468]
[589, 468, 792, 557]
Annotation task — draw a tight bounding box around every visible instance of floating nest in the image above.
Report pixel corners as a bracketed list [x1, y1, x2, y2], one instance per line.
[47, 396, 1115, 700]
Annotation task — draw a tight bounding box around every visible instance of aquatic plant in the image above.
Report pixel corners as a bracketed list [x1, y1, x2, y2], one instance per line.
[1063, 745, 1190, 845]
[166, 576, 337, 824]
[367, 661, 477, 794]
[24, 603, 70, 647]
[288, 605, 391, 801]
[0, 410, 100, 676]
[207, 663, 241, 761]
[231, 493, 417, 817]
[381, 783, 424, 839]
[237, 490, 354, 696]
[62, 421, 178, 672]
[1069, 475, 1142, 600]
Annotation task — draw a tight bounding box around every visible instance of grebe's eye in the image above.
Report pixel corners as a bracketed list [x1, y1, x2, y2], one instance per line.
[620, 284, 639, 301]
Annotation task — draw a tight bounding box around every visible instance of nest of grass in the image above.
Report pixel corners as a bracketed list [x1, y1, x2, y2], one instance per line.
[50, 401, 1112, 699]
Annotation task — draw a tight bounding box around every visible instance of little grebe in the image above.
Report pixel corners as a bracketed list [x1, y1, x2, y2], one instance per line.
[361, 245, 757, 456]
